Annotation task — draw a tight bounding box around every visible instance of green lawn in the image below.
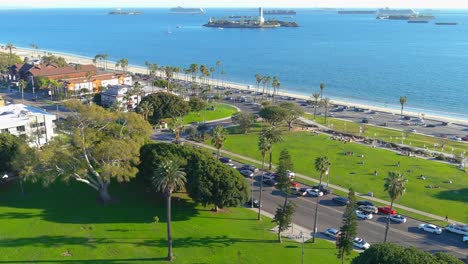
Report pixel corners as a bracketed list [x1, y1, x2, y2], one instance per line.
[0, 179, 355, 263]
[306, 114, 468, 156]
[183, 103, 238, 124]
[218, 129, 468, 223]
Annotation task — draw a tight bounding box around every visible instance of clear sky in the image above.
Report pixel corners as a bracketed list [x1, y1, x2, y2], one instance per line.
[2, 0, 468, 9]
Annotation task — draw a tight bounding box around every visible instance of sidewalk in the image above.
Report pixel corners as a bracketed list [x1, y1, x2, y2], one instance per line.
[188, 141, 464, 226]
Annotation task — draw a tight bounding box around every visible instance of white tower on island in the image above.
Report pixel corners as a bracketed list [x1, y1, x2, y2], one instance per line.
[258, 7, 265, 24]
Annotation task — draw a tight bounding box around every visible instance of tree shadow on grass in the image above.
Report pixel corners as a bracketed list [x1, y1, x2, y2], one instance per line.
[0, 258, 166, 263]
[434, 188, 468, 203]
[0, 179, 199, 224]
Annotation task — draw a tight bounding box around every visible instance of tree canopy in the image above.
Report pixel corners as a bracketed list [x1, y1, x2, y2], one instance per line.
[188, 97, 207, 113]
[0, 133, 28, 174]
[0, 51, 22, 73]
[139, 92, 190, 124]
[279, 102, 304, 131]
[231, 112, 255, 134]
[258, 105, 287, 125]
[41, 55, 68, 67]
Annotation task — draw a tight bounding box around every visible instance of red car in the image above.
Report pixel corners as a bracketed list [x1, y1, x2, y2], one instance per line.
[378, 206, 396, 215]
[291, 182, 299, 187]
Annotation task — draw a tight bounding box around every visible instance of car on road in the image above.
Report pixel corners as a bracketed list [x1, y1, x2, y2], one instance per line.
[262, 172, 276, 180]
[226, 163, 237, 169]
[356, 210, 373, 220]
[263, 179, 278, 187]
[291, 181, 299, 188]
[418, 224, 443, 234]
[358, 205, 378, 214]
[463, 236, 468, 243]
[323, 228, 341, 239]
[312, 184, 332, 195]
[239, 170, 254, 177]
[445, 224, 468, 236]
[332, 196, 349, 205]
[219, 157, 231, 163]
[462, 136, 468, 142]
[362, 118, 369, 123]
[425, 124, 436, 128]
[357, 200, 375, 207]
[353, 237, 370, 250]
[290, 187, 307, 196]
[306, 188, 323, 197]
[286, 170, 296, 178]
[378, 206, 396, 215]
[389, 214, 407, 223]
[247, 199, 261, 208]
[240, 164, 259, 173]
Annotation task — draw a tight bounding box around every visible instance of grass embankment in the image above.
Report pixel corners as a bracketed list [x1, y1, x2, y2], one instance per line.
[183, 103, 237, 124]
[306, 114, 468, 156]
[0, 180, 354, 263]
[218, 128, 468, 223]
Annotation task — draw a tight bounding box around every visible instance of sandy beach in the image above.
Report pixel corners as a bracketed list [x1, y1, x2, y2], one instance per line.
[10, 46, 468, 126]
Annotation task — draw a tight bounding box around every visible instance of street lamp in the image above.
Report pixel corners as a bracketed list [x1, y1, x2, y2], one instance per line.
[300, 230, 305, 264]
[251, 178, 254, 208]
[326, 168, 330, 188]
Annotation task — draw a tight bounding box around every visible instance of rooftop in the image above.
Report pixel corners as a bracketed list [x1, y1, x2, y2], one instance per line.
[0, 104, 55, 128]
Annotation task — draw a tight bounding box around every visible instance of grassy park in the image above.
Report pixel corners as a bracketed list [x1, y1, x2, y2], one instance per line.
[219, 128, 468, 223]
[183, 103, 237, 124]
[0, 179, 355, 263]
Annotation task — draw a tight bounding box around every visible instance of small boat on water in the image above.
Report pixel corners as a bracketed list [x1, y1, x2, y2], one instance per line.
[217, 27, 224, 30]
[435, 22, 458, 25]
[408, 20, 428, 23]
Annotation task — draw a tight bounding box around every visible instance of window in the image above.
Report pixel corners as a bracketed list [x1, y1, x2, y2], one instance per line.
[16, 125, 26, 132]
[1, 128, 9, 134]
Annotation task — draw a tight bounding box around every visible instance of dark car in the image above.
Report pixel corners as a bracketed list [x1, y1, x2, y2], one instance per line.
[263, 179, 277, 187]
[239, 170, 254, 177]
[241, 164, 259, 173]
[312, 184, 332, 195]
[247, 199, 261, 208]
[332, 196, 349, 205]
[219, 157, 231, 163]
[425, 124, 436, 128]
[362, 118, 369, 124]
[357, 200, 375, 207]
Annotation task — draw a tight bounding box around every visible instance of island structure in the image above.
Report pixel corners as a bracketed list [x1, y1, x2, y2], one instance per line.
[375, 8, 435, 21]
[203, 7, 299, 29]
[264, 10, 296, 15]
[108, 8, 142, 15]
[170, 6, 206, 14]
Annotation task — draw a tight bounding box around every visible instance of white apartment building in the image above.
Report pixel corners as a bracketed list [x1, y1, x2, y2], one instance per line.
[0, 104, 57, 146]
[101, 85, 141, 111]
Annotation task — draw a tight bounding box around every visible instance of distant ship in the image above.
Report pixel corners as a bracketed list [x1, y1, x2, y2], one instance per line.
[264, 10, 296, 15]
[408, 20, 429, 23]
[376, 8, 418, 19]
[109, 8, 142, 15]
[338, 10, 376, 14]
[170, 6, 205, 14]
[435, 22, 458, 25]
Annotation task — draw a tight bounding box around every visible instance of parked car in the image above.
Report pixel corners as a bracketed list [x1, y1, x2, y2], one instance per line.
[362, 118, 369, 124]
[239, 170, 254, 177]
[356, 210, 373, 220]
[291, 181, 299, 187]
[463, 236, 468, 243]
[241, 164, 259, 173]
[462, 136, 468, 142]
[353, 237, 370, 250]
[332, 196, 349, 205]
[226, 163, 237, 169]
[425, 124, 436, 128]
[312, 184, 332, 195]
[247, 199, 261, 208]
[357, 200, 375, 207]
[323, 228, 341, 239]
[219, 157, 231, 163]
[286, 170, 296, 178]
[358, 205, 378, 214]
[262, 172, 276, 180]
[290, 187, 307, 196]
[445, 224, 468, 236]
[418, 224, 442, 234]
[378, 206, 396, 215]
[263, 179, 277, 187]
[389, 214, 407, 223]
[306, 188, 324, 197]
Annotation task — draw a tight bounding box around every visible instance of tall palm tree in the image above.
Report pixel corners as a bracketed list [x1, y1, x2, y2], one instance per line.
[312, 156, 331, 243]
[272, 76, 280, 102]
[221, 70, 226, 87]
[258, 133, 272, 220]
[320, 82, 326, 98]
[211, 125, 226, 159]
[262, 76, 271, 100]
[254, 74, 263, 101]
[138, 101, 153, 121]
[322, 97, 331, 124]
[4, 43, 15, 66]
[145, 61, 151, 75]
[151, 159, 186, 261]
[311, 93, 321, 119]
[102, 53, 109, 70]
[132, 81, 144, 104]
[216, 60, 222, 87]
[399, 96, 407, 119]
[383, 172, 407, 243]
[262, 126, 283, 170]
[18, 79, 27, 104]
[172, 116, 185, 143]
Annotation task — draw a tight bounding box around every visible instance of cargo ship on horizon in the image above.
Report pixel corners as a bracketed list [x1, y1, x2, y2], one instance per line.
[170, 6, 205, 14]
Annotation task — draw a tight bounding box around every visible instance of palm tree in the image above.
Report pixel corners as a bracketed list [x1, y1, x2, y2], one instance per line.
[138, 101, 153, 121]
[151, 159, 186, 261]
[209, 66, 215, 86]
[312, 156, 331, 243]
[399, 96, 407, 119]
[216, 60, 222, 87]
[172, 116, 185, 143]
[383, 172, 407, 243]
[262, 126, 283, 170]
[18, 79, 27, 104]
[190, 63, 199, 83]
[272, 76, 280, 102]
[322, 97, 331, 124]
[4, 43, 15, 66]
[262, 76, 271, 100]
[258, 133, 272, 220]
[211, 125, 226, 159]
[102, 53, 109, 70]
[311, 93, 321, 119]
[254, 74, 263, 101]
[320, 82, 326, 98]
[132, 81, 144, 104]
[221, 70, 226, 87]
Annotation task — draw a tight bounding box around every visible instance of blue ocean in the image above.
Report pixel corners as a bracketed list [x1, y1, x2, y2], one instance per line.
[1, 8, 467, 119]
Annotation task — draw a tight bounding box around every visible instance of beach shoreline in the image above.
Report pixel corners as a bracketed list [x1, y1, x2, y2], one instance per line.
[8, 45, 468, 126]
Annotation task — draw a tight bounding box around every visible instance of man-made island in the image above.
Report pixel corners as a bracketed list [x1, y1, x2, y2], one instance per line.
[203, 7, 299, 29]
[108, 8, 142, 15]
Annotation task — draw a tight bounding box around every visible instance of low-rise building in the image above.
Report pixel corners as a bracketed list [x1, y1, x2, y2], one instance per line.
[0, 104, 57, 146]
[101, 85, 140, 111]
[9, 63, 97, 81]
[62, 73, 132, 93]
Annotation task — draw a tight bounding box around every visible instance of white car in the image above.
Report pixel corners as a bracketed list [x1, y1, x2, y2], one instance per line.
[306, 188, 323, 197]
[324, 228, 341, 239]
[418, 224, 442, 234]
[356, 210, 373, 220]
[358, 205, 378, 214]
[353, 237, 370, 250]
[445, 224, 468, 236]
[227, 163, 237, 169]
[389, 214, 407, 223]
[286, 170, 295, 178]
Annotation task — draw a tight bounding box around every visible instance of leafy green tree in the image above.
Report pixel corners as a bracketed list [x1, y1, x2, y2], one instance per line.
[196, 123, 209, 140]
[258, 132, 272, 220]
[0, 134, 27, 174]
[312, 156, 331, 243]
[0, 51, 21, 73]
[26, 101, 152, 203]
[399, 96, 407, 119]
[259, 105, 287, 126]
[189, 97, 207, 113]
[231, 112, 255, 134]
[151, 159, 186, 261]
[261, 126, 283, 170]
[276, 149, 294, 208]
[41, 55, 67, 67]
[311, 92, 321, 119]
[338, 189, 358, 264]
[383, 172, 407, 242]
[280, 102, 304, 131]
[139, 93, 190, 124]
[272, 201, 295, 243]
[211, 125, 226, 159]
